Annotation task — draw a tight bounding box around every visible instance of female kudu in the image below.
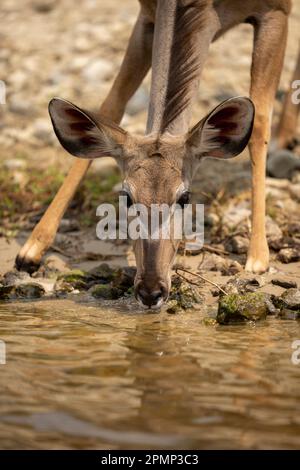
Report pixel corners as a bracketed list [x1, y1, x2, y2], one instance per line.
[16, 0, 291, 307]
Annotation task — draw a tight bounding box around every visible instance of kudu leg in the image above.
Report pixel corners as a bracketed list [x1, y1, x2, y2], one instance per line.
[276, 43, 300, 149]
[16, 13, 153, 273]
[245, 9, 289, 273]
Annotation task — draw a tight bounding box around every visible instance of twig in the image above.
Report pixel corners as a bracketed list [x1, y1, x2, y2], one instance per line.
[202, 244, 229, 256]
[175, 267, 227, 295]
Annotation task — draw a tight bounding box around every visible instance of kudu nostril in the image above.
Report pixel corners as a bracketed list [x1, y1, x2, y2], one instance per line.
[135, 284, 167, 308]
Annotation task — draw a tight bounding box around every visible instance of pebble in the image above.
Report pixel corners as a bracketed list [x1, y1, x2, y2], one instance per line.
[82, 59, 113, 83]
[277, 248, 300, 264]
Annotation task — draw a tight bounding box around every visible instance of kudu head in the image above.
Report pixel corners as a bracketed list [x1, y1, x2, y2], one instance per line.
[49, 96, 254, 308]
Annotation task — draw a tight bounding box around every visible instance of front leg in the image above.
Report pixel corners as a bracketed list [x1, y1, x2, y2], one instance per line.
[16, 12, 153, 273]
[246, 8, 289, 273]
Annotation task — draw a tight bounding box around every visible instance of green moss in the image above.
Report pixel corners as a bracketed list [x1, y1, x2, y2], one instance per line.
[217, 292, 268, 324]
[91, 284, 123, 300]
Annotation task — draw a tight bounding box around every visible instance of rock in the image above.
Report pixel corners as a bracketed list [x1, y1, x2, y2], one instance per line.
[277, 248, 300, 263]
[267, 149, 300, 180]
[204, 212, 220, 228]
[199, 253, 242, 275]
[31, 118, 55, 144]
[271, 278, 297, 289]
[82, 59, 113, 83]
[219, 277, 262, 296]
[74, 37, 93, 53]
[225, 235, 249, 254]
[3, 158, 26, 171]
[87, 263, 115, 284]
[90, 284, 123, 300]
[275, 288, 300, 311]
[199, 253, 228, 272]
[222, 203, 250, 230]
[9, 96, 34, 116]
[126, 87, 149, 115]
[278, 308, 300, 320]
[217, 292, 268, 324]
[168, 275, 202, 310]
[266, 216, 282, 243]
[289, 183, 300, 201]
[287, 222, 300, 236]
[0, 284, 15, 300]
[2, 270, 30, 286]
[112, 182, 123, 193]
[166, 299, 183, 314]
[112, 266, 136, 292]
[55, 270, 89, 293]
[58, 219, 80, 233]
[32, 0, 56, 13]
[54, 281, 75, 297]
[15, 282, 45, 299]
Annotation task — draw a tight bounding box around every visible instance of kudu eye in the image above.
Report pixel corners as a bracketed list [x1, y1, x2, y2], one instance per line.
[177, 191, 191, 208]
[120, 190, 133, 208]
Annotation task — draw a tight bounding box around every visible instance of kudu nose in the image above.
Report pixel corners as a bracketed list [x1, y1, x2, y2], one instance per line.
[135, 283, 167, 308]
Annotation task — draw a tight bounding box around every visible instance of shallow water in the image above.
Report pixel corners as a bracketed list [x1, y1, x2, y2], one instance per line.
[0, 297, 299, 449]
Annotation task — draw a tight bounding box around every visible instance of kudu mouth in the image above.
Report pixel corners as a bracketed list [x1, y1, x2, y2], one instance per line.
[134, 279, 169, 309]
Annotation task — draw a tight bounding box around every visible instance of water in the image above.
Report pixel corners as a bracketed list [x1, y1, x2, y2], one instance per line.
[0, 297, 299, 449]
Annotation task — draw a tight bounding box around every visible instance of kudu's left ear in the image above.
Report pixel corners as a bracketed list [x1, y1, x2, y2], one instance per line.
[48, 98, 128, 159]
[186, 97, 255, 159]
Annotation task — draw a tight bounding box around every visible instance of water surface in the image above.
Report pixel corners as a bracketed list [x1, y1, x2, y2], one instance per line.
[0, 298, 299, 449]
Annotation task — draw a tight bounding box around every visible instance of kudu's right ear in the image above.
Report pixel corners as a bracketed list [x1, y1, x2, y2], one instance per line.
[48, 98, 127, 159]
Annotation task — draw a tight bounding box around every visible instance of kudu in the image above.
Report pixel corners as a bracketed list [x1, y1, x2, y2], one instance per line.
[16, 0, 292, 308]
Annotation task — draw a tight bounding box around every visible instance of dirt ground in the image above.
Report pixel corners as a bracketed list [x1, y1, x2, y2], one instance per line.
[1, 0, 300, 304]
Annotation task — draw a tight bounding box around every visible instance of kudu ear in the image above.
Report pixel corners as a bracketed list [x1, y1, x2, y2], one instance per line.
[48, 98, 127, 159]
[186, 97, 255, 159]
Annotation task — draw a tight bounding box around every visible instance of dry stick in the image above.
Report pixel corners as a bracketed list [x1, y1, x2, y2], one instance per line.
[175, 267, 228, 296]
[202, 244, 229, 256]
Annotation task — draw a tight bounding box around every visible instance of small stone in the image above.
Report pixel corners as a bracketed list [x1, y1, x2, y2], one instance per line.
[277, 248, 300, 263]
[266, 216, 283, 243]
[15, 282, 45, 299]
[278, 308, 300, 320]
[3, 158, 26, 171]
[271, 278, 297, 289]
[126, 87, 149, 116]
[55, 270, 89, 292]
[168, 275, 202, 310]
[290, 183, 300, 201]
[90, 284, 123, 300]
[112, 266, 136, 292]
[222, 203, 251, 229]
[202, 317, 217, 326]
[87, 263, 115, 283]
[217, 292, 268, 324]
[267, 149, 300, 180]
[225, 235, 249, 254]
[166, 299, 182, 314]
[199, 253, 242, 275]
[2, 270, 30, 286]
[58, 219, 80, 233]
[276, 288, 300, 311]
[220, 277, 261, 296]
[204, 212, 220, 228]
[82, 59, 113, 83]
[31, 118, 55, 144]
[199, 253, 228, 272]
[0, 284, 15, 300]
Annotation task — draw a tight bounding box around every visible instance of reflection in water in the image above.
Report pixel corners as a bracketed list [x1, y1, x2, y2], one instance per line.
[0, 298, 299, 449]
